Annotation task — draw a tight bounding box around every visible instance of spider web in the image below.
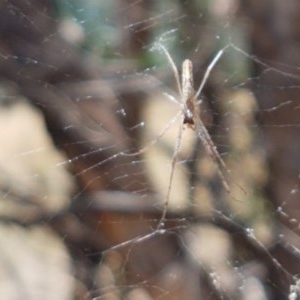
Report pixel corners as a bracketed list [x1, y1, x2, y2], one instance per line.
[1, 0, 300, 299]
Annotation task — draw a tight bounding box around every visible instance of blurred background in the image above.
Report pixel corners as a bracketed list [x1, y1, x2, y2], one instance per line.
[0, 0, 300, 299]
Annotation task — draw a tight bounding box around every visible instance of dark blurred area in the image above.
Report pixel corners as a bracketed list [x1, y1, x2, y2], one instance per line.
[0, 0, 300, 299]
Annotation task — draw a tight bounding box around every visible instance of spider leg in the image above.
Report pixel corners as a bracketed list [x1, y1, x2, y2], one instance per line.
[157, 44, 183, 98]
[122, 110, 182, 157]
[194, 115, 231, 193]
[158, 115, 185, 229]
[163, 92, 181, 105]
[195, 48, 225, 100]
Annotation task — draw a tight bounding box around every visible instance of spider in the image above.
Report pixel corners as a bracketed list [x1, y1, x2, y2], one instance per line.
[156, 44, 231, 228]
[122, 44, 231, 229]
